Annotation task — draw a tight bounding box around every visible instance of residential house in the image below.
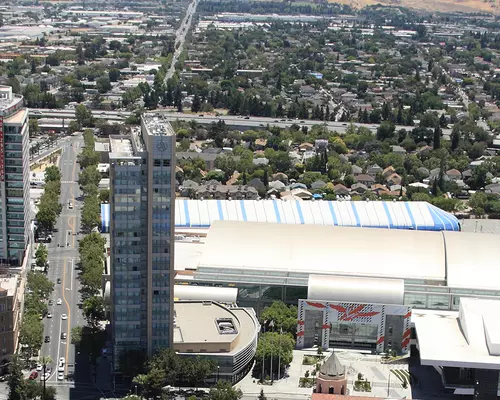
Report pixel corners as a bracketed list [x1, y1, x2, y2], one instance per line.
[350, 183, 368, 194]
[333, 184, 350, 196]
[351, 165, 363, 177]
[272, 173, 288, 183]
[289, 188, 313, 200]
[179, 179, 200, 197]
[355, 174, 375, 186]
[386, 173, 402, 186]
[446, 169, 462, 181]
[311, 180, 327, 190]
[253, 158, 269, 166]
[195, 184, 259, 200]
[391, 145, 406, 155]
[371, 184, 390, 196]
[315, 139, 328, 151]
[299, 143, 314, 152]
[382, 166, 396, 178]
[366, 164, 382, 176]
[254, 138, 267, 150]
[247, 178, 266, 193]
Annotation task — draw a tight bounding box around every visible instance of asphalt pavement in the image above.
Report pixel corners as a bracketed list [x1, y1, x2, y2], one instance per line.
[37, 134, 87, 396]
[165, 0, 199, 82]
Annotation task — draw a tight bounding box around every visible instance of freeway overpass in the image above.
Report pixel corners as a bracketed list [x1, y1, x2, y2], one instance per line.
[31, 109, 449, 136]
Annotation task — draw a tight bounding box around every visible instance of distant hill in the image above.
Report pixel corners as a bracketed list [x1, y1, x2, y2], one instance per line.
[328, 0, 498, 14]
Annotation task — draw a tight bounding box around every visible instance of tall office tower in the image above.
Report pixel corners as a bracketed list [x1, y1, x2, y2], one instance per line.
[109, 113, 175, 364]
[0, 86, 30, 267]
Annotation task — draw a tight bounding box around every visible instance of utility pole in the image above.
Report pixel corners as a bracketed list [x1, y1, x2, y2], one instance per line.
[387, 368, 391, 397]
[43, 363, 46, 400]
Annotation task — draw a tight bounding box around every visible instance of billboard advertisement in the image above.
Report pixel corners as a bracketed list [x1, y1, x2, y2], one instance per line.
[0, 116, 4, 182]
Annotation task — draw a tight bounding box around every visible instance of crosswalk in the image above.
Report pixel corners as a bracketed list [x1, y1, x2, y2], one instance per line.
[61, 181, 76, 184]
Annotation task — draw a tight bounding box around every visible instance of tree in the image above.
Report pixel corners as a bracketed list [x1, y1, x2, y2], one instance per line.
[118, 349, 147, 379]
[254, 332, 295, 380]
[71, 326, 83, 344]
[78, 165, 101, 188]
[35, 244, 48, 268]
[44, 165, 61, 183]
[24, 294, 48, 317]
[82, 296, 106, 329]
[208, 380, 243, 400]
[27, 271, 54, 299]
[191, 93, 201, 113]
[108, 68, 121, 82]
[7, 356, 27, 400]
[96, 77, 112, 94]
[260, 301, 298, 337]
[81, 195, 101, 232]
[29, 118, 39, 136]
[68, 120, 80, 134]
[78, 147, 100, 168]
[99, 189, 110, 203]
[376, 121, 395, 141]
[19, 314, 43, 359]
[75, 104, 94, 128]
[433, 124, 442, 149]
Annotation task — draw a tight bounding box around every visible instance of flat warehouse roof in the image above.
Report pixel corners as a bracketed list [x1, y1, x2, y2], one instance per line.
[199, 221, 446, 281]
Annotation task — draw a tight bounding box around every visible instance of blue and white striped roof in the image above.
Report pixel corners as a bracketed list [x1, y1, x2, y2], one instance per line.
[100, 200, 460, 232]
[175, 200, 460, 231]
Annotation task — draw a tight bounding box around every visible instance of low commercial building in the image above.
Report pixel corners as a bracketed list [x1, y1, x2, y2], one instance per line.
[173, 301, 260, 383]
[414, 298, 500, 398]
[297, 275, 411, 354]
[0, 275, 22, 372]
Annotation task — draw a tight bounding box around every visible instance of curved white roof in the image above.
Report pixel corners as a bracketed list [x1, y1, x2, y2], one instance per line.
[308, 275, 404, 305]
[174, 200, 460, 231]
[174, 285, 237, 303]
[443, 231, 500, 291]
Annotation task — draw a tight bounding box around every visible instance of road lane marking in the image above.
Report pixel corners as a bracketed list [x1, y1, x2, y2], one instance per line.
[51, 317, 63, 381]
[62, 258, 71, 376]
[69, 259, 74, 291]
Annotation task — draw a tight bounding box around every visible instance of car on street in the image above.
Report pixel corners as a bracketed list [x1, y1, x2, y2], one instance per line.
[46, 313, 52, 318]
[36, 364, 42, 372]
[57, 278, 61, 284]
[57, 298, 62, 305]
[57, 372, 64, 381]
[61, 333, 67, 340]
[44, 336, 50, 343]
[58, 364, 64, 373]
[61, 314, 67, 320]
[48, 300, 53, 306]
[59, 357, 65, 365]
[29, 371, 38, 380]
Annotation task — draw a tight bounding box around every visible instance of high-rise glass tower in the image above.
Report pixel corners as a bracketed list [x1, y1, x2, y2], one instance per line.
[0, 86, 30, 266]
[109, 113, 175, 363]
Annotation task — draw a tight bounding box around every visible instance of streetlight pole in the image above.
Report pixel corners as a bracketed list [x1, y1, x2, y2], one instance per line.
[217, 366, 220, 383]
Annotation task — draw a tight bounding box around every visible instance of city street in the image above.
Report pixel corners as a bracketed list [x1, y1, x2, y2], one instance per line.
[37, 134, 87, 395]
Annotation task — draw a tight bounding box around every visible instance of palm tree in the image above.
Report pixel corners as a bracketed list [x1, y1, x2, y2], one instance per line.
[39, 355, 52, 400]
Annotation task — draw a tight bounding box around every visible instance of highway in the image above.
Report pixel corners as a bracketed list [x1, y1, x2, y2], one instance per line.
[31, 108, 413, 134]
[38, 134, 86, 394]
[165, 0, 199, 81]
[30, 108, 454, 139]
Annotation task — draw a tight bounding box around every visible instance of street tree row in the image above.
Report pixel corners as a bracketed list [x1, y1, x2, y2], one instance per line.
[35, 165, 62, 234]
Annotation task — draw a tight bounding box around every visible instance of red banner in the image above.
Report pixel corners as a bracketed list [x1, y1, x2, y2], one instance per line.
[0, 116, 4, 182]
